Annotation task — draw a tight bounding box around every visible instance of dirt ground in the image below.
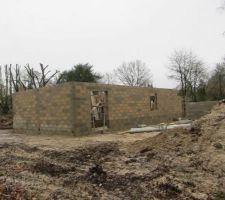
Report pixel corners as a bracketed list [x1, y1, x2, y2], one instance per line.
[0, 105, 225, 200]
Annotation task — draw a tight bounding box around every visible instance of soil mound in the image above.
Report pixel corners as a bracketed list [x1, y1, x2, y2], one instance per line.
[1, 105, 225, 199]
[128, 104, 225, 199]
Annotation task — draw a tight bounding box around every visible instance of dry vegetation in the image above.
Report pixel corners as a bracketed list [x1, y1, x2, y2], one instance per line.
[0, 105, 225, 199]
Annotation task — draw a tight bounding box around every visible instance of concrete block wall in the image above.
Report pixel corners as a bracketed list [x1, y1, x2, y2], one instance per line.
[73, 83, 92, 135]
[186, 101, 218, 119]
[13, 82, 182, 135]
[73, 83, 182, 131]
[13, 89, 39, 130]
[13, 83, 73, 134]
[38, 83, 73, 133]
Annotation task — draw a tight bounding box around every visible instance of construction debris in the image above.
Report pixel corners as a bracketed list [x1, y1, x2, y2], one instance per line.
[174, 119, 192, 124]
[129, 120, 192, 133]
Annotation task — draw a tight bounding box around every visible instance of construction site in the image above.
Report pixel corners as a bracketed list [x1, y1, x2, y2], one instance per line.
[1, 0, 225, 199]
[0, 81, 223, 199]
[13, 82, 183, 135]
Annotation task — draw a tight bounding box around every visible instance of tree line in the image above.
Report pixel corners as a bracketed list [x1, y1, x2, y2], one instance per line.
[0, 61, 150, 114]
[0, 50, 224, 114]
[168, 50, 225, 103]
[0, 63, 104, 114]
[102, 50, 225, 104]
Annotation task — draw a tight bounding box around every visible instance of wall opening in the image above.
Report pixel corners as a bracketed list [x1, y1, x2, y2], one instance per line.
[150, 93, 157, 110]
[90, 91, 109, 130]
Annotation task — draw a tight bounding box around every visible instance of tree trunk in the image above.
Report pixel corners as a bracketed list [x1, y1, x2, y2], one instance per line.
[219, 75, 223, 100]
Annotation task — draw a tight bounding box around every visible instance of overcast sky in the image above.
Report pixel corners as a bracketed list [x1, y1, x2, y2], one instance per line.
[1, 0, 225, 88]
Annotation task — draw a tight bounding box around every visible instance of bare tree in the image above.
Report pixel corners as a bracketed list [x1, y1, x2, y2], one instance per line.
[0, 66, 3, 99]
[24, 64, 39, 89]
[24, 63, 59, 89]
[39, 63, 59, 87]
[10, 64, 27, 92]
[114, 60, 152, 87]
[207, 62, 225, 100]
[187, 61, 207, 102]
[100, 72, 117, 84]
[5, 65, 8, 110]
[0, 63, 59, 114]
[9, 64, 12, 105]
[168, 50, 205, 116]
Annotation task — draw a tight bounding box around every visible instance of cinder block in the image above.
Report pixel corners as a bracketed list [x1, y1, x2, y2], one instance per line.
[13, 82, 182, 135]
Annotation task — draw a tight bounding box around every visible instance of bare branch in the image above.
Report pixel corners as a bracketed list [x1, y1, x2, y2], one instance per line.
[114, 60, 152, 87]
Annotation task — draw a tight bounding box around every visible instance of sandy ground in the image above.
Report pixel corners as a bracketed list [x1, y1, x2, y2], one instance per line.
[0, 105, 225, 199]
[0, 130, 159, 150]
[0, 130, 22, 144]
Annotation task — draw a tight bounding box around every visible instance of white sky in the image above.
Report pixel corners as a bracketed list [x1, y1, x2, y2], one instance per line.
[0, 0, 225, 88]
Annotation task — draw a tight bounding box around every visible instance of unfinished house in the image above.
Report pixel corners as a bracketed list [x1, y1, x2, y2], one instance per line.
[13, 82, 182, 135]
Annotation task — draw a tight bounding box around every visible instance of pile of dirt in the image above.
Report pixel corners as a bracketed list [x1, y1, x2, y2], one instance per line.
[32, 159, 74, 176]
[43, 142, 121, 165]
[128, 104, 225, 199]
[0, 179, 35, 200]
[0, 105, 225, 199]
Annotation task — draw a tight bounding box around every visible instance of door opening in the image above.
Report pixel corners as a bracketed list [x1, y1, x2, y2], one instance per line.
[90, 91, 108, 131]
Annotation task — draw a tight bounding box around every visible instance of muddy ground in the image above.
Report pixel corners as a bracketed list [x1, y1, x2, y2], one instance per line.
[0, 105, 225, 199]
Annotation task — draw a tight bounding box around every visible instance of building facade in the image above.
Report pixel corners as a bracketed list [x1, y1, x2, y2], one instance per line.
[13, 82, 182, 135]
